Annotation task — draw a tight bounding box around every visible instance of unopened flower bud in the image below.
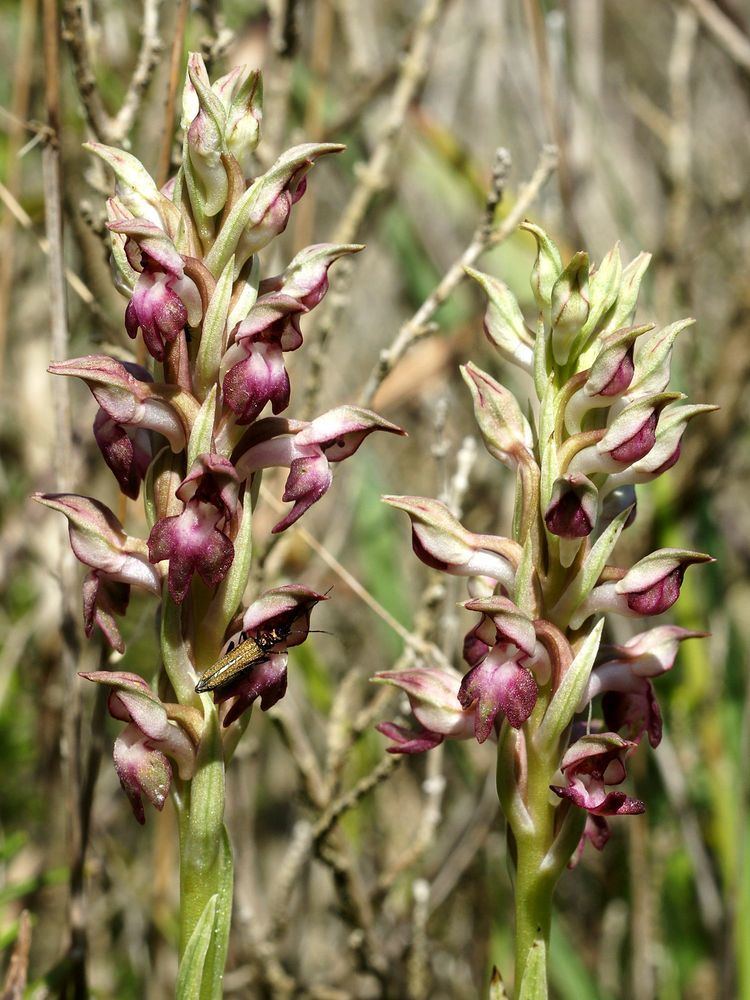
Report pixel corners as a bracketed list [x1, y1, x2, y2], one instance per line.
[572, 548, 713, 626]
[564, 325, 652, 433]
[461, 362, 534, 468]
[213, 65, 263, 179]
[615, 548, 714, 616]
[550, 252, 590, 365]
[464, 266, 534, 372]
[624, 318, 694, 400]
[520, 221, 563, 310]
[544, 474, 598, 539]
[185, 54, 230, 219]
[603, 403, 718, 490]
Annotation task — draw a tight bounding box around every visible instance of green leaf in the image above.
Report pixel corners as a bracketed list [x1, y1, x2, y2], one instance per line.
[176, 893, 217, 1000]
[187, 386, 217, 468]
[514, 536, 537, 617]
[537, 619, 604, 750]
[199, 826, 234, 1000]
[161, 589, 198, 705]
[227, 254, 260, 329]
[518, 939, 548, 1000]
[195, 257, 234, 399]
[552, 505, 631, 624]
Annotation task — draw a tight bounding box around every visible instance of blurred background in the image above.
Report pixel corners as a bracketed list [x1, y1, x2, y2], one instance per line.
[0, 0, 748, 996]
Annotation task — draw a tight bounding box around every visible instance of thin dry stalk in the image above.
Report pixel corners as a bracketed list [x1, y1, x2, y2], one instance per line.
[359, 144, 558, 407]
[332, 0, 446, 245]
[1, 910, 32, 1000]
[156, 0, 190, 187]
[406, 879, 430, 1000]
[0, 0, 39, 385]
[42, 2, 86, 994]
[685, 0, 750, 73]
[62, 0, 164, 144]
[0, 179, 95, 309]
[290, 0, 335, 251]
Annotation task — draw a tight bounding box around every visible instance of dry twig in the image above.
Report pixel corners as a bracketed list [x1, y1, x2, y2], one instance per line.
[359, 144, 559, 406]
[156, 0, 190, 186]
[1, 910, 32, 1000]
[62, 0, 164, 144]
[332, 0, 446, 245]
[684, 0, 750, 73]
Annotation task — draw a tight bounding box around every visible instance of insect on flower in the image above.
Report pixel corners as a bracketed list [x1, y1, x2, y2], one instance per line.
[195, 622, 295, 694]
[195, 586, 334, 694]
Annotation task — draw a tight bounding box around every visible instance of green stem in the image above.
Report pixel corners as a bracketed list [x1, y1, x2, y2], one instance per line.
[512, 732, 557, 994]
[176, 701, 234, 998]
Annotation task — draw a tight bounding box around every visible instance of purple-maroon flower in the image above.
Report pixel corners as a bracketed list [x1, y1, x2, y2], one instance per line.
[375, 722, 445, 754]
[601, 683, 662, 748]
[82, 570, 130, 653]
[544, 474, 598, 539]
[374, 666, 476, 754]
[148, 454, 240, 604]
[459, 646, 538, 738]
[383, 495, 520, 590]
[569, 814, 611, 868]
[203, 585, 329, 726]
[458, 597, 539, 739]
[93, 408, 152, 500]
[550, 733, 645, 816]
[48, 354, 192, 453]
[580, 626, 705, 747]
[109, 219, 203, 362]
[221, 294, 305, 424]
[572, 549, 714, 626]
[80, 671, 199, 824]
[236, 407, 405, 532]
[34, 493, 162, 651]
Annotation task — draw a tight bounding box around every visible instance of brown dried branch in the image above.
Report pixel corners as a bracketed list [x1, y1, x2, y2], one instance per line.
[359, 144, 558, 407]
[42, 2, 88, 994]
[332, 0, 446, 245]
[259, 484, 452, 669]
[1, 911, 32, 1000]
[62, 0, 163, 144]
[156, 0, 190, 187]
[684, 0, 750, 73]
[0, 0, 39, 385]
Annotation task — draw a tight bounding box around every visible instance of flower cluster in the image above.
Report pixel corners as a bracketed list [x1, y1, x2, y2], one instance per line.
[375, 226, 713, 864]
[36, 54, 403, 826]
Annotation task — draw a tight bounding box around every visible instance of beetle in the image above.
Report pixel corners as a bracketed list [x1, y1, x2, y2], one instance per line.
[195, 620, 295, 694]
